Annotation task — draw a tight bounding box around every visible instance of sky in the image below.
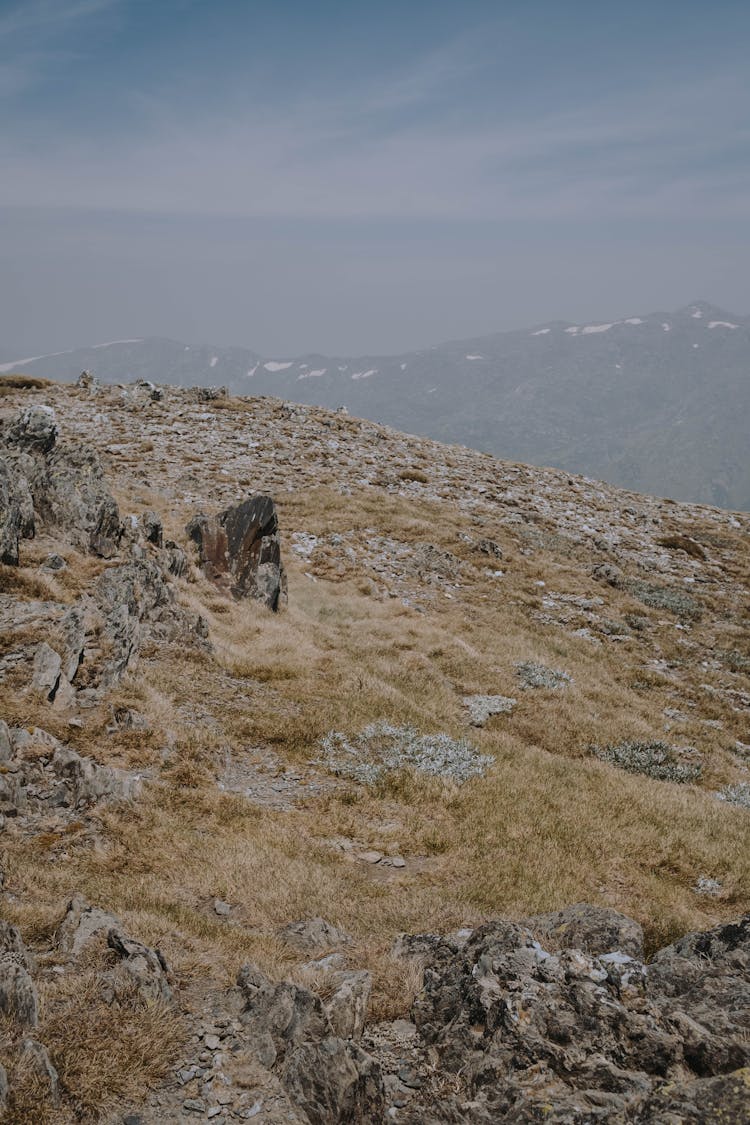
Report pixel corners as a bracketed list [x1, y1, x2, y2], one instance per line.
[1, 0, 749, 356]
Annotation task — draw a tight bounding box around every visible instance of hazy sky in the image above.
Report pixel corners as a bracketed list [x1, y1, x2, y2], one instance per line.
[1, 0, 749, 356]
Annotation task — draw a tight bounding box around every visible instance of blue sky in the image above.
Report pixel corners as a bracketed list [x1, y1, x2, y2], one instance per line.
[1, 0, 749, 354]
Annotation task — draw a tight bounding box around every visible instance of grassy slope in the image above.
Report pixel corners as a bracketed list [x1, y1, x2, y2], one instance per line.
[1, 378, 749, 1120]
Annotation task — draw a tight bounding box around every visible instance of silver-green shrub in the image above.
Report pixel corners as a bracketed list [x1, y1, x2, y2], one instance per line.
[314, 721, 492, 785]
[591, 740, 702, 783]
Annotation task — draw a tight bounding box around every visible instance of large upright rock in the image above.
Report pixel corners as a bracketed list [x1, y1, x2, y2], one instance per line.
[187, 494, 287, 610]
[6, 405, 58, 454]
[0, 459, 22, 565]
[2, 404, 122, 557]
[30, 442, 122, 557]
[236, 963, 385, 1122]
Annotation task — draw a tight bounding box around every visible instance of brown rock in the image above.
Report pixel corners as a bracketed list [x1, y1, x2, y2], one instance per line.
[187, 495, 287, 610]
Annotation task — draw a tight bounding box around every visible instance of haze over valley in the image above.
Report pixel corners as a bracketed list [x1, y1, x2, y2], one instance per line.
[4, 299, 749, 510]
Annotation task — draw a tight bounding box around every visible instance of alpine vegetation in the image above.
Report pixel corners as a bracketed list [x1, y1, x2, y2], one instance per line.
[591, 740, 703, 784]
[314, 721, 493, 785]
[717, 783, 750, 810]
[515, 661, 572, 690]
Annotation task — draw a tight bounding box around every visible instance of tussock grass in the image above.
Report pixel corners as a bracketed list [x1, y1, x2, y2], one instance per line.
[1, 383, 749, 1119]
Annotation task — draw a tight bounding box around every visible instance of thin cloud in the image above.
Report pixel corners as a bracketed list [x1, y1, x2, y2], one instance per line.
[1, 68, 748, 223]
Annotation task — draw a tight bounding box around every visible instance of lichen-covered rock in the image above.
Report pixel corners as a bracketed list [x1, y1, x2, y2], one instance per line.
[280, 918, 352, 955]
[50, 744, 142, 806]
[400, 909, 750, 1122]
[95, 558, 208, 687]
[187, 494, 287, 610]
[236, 962, 385, 1123]
[2, 404, 122, 556]
[56, 894, 120, 958]
[5, 405, 58, 454]
[30, 442, 122, 557]
[521, 902, 644, 959]
[282, 1038, 385, 1125]
[106, 928, 173, 1003]
[0, 458, 22, 565]
[31, 642, 64, 701]
[323, 971, 372, 1040]
[0, 959, 39, 1028]
[140, 509, 163, 547]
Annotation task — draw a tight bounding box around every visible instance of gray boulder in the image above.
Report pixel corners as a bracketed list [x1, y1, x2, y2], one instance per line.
[187, 494, 287, 610]
[30, 442, 122, 557]
[236, 962, 385, 1124]
[95, 558, 207, 687]
[106, 928, 173, 1003]
[522, 902, 644, 959]
[0, 459, 22, 565]
[0, 959, 39, 1027]
[280, 918, 352, 955]
[5, 405, 58, 454]
[31, 642, 64, 701]
[50, 744, 141, 806]
[2, 404, 122, 557]
[324, 971, 372, 1041]
[56, 894, 120, 958]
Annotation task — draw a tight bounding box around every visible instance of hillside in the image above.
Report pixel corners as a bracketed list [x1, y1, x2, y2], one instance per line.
[2, 300, 749, 510]
[0, 374, 749, 1122]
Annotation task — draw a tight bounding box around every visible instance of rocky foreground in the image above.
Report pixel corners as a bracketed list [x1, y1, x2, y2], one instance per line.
[1, 376, 749, 1122]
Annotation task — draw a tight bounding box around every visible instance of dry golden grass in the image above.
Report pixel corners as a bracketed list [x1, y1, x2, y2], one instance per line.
[1, 383, 749, 1119]
[2, 969, 185, 1125]
[0, 374, 54, 394]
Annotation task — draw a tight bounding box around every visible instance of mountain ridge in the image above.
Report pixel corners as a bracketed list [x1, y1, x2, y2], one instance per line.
[3, 300, 749, 510]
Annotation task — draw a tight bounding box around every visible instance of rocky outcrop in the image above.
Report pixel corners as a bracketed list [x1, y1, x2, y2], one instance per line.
[30, 441, 122, 557]
[0, 727, 141, 822]
[1, 403, 122, 558]
[6, 404, 58, 454]
[0, 458, 22, 564]
[236, 963, 384, 1123]
[396, 907, 750, 1122]
[94, 558, 208, 688]
[187, 494, 287, 610]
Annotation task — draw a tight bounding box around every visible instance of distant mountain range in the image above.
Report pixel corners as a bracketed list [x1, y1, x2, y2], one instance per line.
[3, 300, 748, 510]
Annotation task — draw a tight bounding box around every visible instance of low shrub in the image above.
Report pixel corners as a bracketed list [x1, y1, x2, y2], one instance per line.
[314, 721, 492, 785]
[591, 740, 703, 784]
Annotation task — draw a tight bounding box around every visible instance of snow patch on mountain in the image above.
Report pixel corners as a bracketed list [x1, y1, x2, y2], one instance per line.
[264, 361, 293, 372]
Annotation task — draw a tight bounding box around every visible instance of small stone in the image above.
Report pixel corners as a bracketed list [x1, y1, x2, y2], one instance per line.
[41, 553, 67, 572]
[182, 1098, 206, 1113]
[204, 1034, 221, 1050]
[387, 856, 406, 868]
[357, 850, 383, 864]
[397, 1064, 423, 1089]
[213, 899, 231, 916]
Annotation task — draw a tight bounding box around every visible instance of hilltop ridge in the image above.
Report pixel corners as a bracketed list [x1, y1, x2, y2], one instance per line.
[0, 375, 749, 1122]
[3, 300, 749, 511]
